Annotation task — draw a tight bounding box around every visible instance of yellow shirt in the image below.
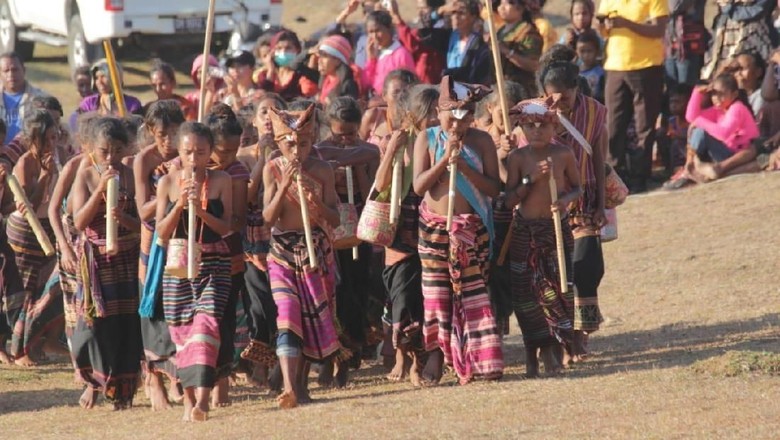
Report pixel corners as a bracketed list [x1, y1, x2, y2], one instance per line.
[534, 17, 559, 55]
[598, 0, 668, 71]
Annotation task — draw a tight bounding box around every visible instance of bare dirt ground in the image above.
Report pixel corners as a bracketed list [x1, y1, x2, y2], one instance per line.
[3, 1, 778, 438]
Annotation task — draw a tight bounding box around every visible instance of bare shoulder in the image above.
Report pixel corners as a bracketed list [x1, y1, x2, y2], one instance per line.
[121, 155, 134, 167]
[134, 144, 157, 168]
[209, 169, 232, 186]
[309, 157, 335, 180]
[552, 143, 576, 160]
[467, 128, 495, 151]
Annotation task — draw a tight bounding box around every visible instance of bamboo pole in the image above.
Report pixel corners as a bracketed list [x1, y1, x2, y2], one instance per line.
[6, 174, 55, 256]
[548, 157, 568, 293]
[187, 168, 198, 279]
[298, 173, 318, 269]
[198, 0, 217, 123]
[389, 148, 402, 224]
[483, 0, 510, 132]
[105, 168, 118, 255]
[102, 41, 126, 117]
[345, 165, 358, 260]
[446, 148, 459, 231]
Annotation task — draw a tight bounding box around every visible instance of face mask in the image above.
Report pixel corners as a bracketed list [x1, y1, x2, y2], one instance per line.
[274, 51, 296, 68]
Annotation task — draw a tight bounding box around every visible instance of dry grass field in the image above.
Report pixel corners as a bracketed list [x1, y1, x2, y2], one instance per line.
[2, 1, 778, 438]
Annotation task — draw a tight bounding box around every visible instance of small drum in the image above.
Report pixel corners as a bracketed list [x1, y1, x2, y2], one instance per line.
[165, 238, 202, 278]
[600, 208, 618, 243]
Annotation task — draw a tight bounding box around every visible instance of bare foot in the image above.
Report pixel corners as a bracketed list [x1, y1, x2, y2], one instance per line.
[276, 390, 298, 409]
[334, 360, 348, 389]
[524, 347, 540, 378]
[149, 372, 172, 411]
[421, 349, 443, 386]
[112, 400, 132, 411]
[540, 346, 562, 377]
[268, 364, 283, 395]
[211, 377, 231, 407]
[190, 406, 208, 422]
[79, 387, 99, 409]
[386, 348, 406, 382]
[169, 381, 184, 404]
[14, 355, 37, 367]
[317, 360, 334, 388]
[409, 352, 422, 387]
[0, 348, 11, 364]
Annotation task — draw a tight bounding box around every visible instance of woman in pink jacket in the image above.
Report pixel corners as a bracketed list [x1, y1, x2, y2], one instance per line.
[680, 73, 759, 183]
[362, 10, 416, 98]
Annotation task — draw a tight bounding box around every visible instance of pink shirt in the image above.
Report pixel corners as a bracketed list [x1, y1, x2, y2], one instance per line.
[361, 42, 415, 97]
[685, 89, 759, 152]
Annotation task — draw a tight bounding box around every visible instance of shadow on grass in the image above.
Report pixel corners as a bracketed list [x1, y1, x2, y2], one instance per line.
[494, 313, 779, 382]
[0, 388, 81, 414]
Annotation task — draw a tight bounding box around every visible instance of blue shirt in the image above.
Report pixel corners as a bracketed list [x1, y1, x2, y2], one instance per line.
[447, 33, 475, 69]
[580, 65, 605, 103]
[3, 91, 24, 144]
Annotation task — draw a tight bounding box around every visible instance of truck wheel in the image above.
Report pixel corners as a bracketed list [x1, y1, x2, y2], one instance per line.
[0, 0, 34, 59]
[67, 14, 101, 72]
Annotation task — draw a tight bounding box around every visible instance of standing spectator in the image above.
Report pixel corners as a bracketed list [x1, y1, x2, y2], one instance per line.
[77, 59, 143, 118]
[560, 0, 601, 51]
[597, 0, 669, 193]
[362, 11, 415, 98]
[0, 52, 48, 144]
[526, 0, 559, 54]
[391, 0, 492, 85]
[701, 0, 778, 80]
[496, 0, 544, 96]
[222, 50, 263, 110]
[760, 47, 780, 138]
[576, 30, 606, 103]
[391, 0, 447, 84]
[664, 0, 709, 88]
[731, 52, 767, 116]
[144, 60, 197, 121]
[333, 0, 389, 69]
[73, 65, 92, 99]
[255, 32, 319, 102]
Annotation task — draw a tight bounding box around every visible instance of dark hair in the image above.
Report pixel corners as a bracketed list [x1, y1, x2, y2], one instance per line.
[576, 29, 601, 52]
[486, 80, 529, 107]
[32, 96, 64, 117]
[273, 30, 302, 52]
[237, 103, 257, 130]
[288, 99, 320, 112]
[452, 0, 480, 16]
[150, 59, 177, 83]
[402, 85, 439, 130]
[570, 0, 595, 17]
[144, 99, 185, 130]
[256, 93, 287, 116]
[713, 73, 754, 118]
[383, 69, 419, 96]
[121, 115, 143, 139]
[92, 117, 130, 152]
[76, 112, 100, 148]
[0, 52, 24, 69]
[427, 0, 446, 7]
[668, 83, 693, 99]
[178, 121, 215, 149]
[207, 103, 244, 143]
[735, 51, 766, 85]
[540, 44, 577, 65]
[366, 10, 394, 32]
[539, 60, 581, 91]
[23, 109, 57, 151]
[327, 97, 362, 124]
[0, 119, 6, 136]
[73, 65, 91, 80]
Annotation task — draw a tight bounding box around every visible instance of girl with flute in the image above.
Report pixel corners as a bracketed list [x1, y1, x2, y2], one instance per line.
[374, 84, 438, 386]
[5, 109, 62, 367]
[155, 122, 233, 422]
[70, 117, 142, 410]
[412, 76, 502, 386]
[262, 104, 341, 409]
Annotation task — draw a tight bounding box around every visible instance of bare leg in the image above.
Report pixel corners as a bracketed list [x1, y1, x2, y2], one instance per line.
[713, 148, 758, 178]
[276, 355, 299, 409]
[524, 346, 540, 378]
[79, 386, 99, 409]
[168, 380, 184, 404]
[268, 363, 283, 396]
[149, 371, 172, 411]
[540, 345, 562, 377]
[296, 360, 312, 404]
[211, 377, 231, 408]
[182, 387, 195, 422]
[421, 348, 444, 386]
[0, 336, 12, 364]
[317, 359, 334, 388]
[386, 347, 407, 382]
[409, 351, 422, 387]
[334, 359, 349, 389]
[190, 387, 210, 422]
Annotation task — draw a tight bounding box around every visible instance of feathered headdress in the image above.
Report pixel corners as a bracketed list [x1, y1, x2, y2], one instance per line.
[438, 76, 491, 119]
[269, 104, 317, 143]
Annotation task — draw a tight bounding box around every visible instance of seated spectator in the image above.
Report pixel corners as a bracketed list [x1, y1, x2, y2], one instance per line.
[77, 59, 143, 118]
[675, 73, 759, 186]
[760, 47, 780, 138]
[144, 60, 197, 121]
[255, 31, 319, 102]
[658, 84, 692, 182]
[361, 10, 415, 98]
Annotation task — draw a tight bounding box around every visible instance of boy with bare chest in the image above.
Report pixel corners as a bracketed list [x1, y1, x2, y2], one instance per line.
[504, 98, 582, 377]
[412, 76, 503, 385]
[262, 105, 342, 408]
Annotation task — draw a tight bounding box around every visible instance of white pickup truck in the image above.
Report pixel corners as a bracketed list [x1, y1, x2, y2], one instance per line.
[0, 0, 283, 71]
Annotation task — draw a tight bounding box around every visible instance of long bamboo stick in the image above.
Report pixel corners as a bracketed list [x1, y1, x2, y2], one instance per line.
[483, 0, 510, 132]
[446, 149, 458, 231]
[105, 168, 118, 255]
[6, 174, 55, 256]
[102, 41, 126, 117]
[298, 173, 318, 269]
[548, 157, 568, 293]
[198, 0, 217, 123]
[187, 168, 198, 279]
[345, 165, 358, 260]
